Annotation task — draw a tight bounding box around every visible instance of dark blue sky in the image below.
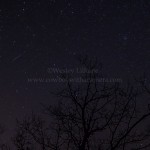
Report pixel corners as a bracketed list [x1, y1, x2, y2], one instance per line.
[0, 0, 150, 143]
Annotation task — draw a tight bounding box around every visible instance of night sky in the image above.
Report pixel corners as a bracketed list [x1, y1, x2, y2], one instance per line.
[1, 0, 150, 143]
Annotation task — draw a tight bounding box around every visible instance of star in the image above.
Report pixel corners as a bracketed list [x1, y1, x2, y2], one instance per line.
[73, 52, 76, 55]
[32, 33, 36, 37]
[15, 89, 19, 93]
[21, 106, 25, 109]
[12, 40, 16, 46]
[123, 35, 128, 41]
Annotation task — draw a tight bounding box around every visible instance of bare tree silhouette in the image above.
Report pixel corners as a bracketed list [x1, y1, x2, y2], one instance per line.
[0, 125, 11, 150]
[13, 56, 150, 150]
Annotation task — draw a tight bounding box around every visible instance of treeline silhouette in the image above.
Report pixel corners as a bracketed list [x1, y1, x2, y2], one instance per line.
[1, 56, 150, 150]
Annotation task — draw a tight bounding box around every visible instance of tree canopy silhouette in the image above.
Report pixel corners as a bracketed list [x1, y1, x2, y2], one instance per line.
[12, 56, 150, 150]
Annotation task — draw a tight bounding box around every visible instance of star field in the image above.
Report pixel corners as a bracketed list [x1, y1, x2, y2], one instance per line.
[0, 0, 150, 143]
